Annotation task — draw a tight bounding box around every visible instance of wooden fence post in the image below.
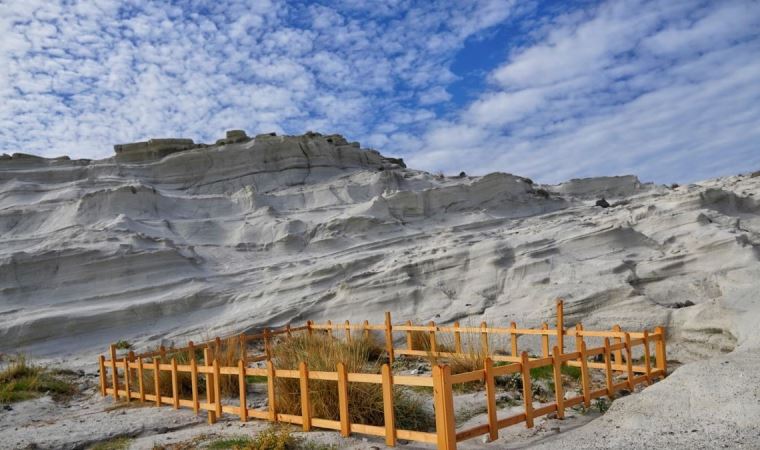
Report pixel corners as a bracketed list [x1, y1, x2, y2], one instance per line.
[551, 346, 565, 419]
[138, 356, 145, 403]
[642, 330, 652, 385]
[326, 320, 333, 338]
[556, 299, 564, 355]
[382, 364, 396, 447]
[510, 322, 518, 357]
[153, 357, 161, 407]
[267, 360, 277, 422]
[98, 355, 107, 397]
[432, 365, 456, 450]
[604, 338, 614, 399]
[480, 322, 489, 355]
[453, 321, 462, 354]
[429, 321, 438, 353]
[541, 323, 549, 357]
[171, 358, 179, 409]
[204, 348, 216, 424]
[385, 312, 394, 364]
[240, 335, 247, 365]
[287, 323, 292, 339]
[624, 333, 634, 391]
[307, 320, 313, 336]
[580, 342, 591, 408]
[484, 358, 498, 441]
[109, 344, 119, 401]
[654, 326, 667, 376]
[191, 356, 199, 415]
[213, 359, 222, 418]
[406, 320, 413, 350]
[123, 357, 131, 403]
[575, 323, 583, 352]
[612, 325, 623, 366]
[363, 320, 369, 340]
[238, 359, 248, 422]
[337, 362, 350, 437]
[264, 329, 272, 360]
[128, 351, 135, 396]
[299, 361, 312, 431]
[345, 320, 352, 342]
[520, 352, 534, 428]
[188, 341, 195, 363]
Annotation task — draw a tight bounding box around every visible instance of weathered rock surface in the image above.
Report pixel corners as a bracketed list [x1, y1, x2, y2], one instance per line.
[1, 132, 759, 446]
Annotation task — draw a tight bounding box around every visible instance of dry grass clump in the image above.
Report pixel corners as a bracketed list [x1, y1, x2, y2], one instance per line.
[132, 335, 246, 399]
[0, 354, 77, 403]
[271, 333, 434, 431]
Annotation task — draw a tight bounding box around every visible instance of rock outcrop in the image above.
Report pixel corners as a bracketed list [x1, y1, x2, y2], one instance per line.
[1, 134, 759, 371]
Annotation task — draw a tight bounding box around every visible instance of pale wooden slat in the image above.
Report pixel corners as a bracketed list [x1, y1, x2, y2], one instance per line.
[392, 375, 434, 387]
[311, 418, 341, 430]
[496, 412, 526, 429]
[395, 429, 437, 444]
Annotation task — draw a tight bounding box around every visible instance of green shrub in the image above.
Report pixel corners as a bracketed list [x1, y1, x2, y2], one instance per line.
[0, 355, 77, 403]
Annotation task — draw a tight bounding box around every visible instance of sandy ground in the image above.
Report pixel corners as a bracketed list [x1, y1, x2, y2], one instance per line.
[1, 370, 604, 450]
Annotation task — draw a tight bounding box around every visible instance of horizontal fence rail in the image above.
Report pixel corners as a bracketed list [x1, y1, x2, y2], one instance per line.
[99, 299, 667, 450]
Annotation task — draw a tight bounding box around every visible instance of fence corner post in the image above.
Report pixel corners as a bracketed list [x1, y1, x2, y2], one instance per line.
[432, 365, 456, 450]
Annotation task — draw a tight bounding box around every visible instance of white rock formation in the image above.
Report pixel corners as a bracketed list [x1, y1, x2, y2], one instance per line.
[2, 133, 760, 445]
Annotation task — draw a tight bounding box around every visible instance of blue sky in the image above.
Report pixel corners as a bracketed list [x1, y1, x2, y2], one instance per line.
[1, 0, 759, 183]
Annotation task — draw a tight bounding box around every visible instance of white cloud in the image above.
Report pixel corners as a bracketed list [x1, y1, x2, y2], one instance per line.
[0, 0, 517, 158]
[413, 0, 760, 183]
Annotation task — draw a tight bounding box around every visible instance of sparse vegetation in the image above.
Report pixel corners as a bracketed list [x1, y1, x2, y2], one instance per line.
[114, 340, 132, 350]
[271, 333, 434, 431]
[204, 426, 338, 450]
[88, 437, 133, 450]
[0, 354, 77, 403]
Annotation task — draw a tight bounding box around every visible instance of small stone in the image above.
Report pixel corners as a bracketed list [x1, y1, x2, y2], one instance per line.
[595, 198, 610, 208]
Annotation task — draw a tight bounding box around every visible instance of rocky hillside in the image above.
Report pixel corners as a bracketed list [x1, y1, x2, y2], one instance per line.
[1, 133, 759, 369]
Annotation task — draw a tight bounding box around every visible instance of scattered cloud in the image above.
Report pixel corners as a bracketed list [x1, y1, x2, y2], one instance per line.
[1, 0, 758, 184]
[408, 0, 760, 183]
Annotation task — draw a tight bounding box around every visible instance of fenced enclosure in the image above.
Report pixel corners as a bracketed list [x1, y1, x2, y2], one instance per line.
[98, 300, 667, 450]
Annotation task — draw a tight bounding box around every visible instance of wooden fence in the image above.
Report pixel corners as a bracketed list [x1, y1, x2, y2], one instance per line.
[99, 300, 667, 450]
